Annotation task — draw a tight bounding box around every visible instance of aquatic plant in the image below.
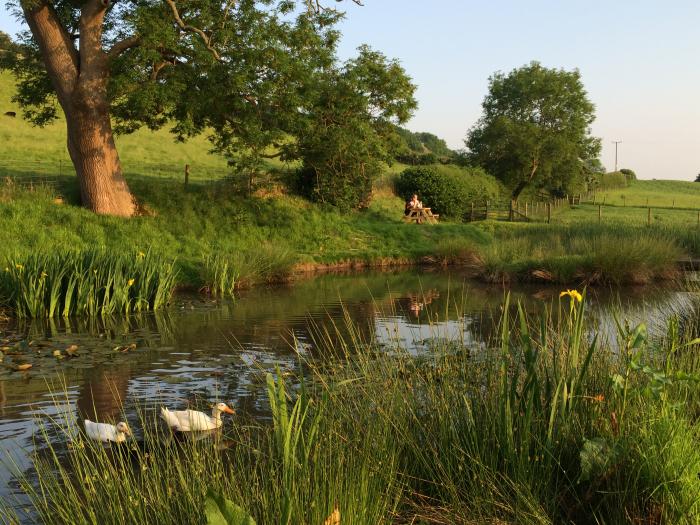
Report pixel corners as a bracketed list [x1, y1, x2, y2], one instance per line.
[0, 250, 177, 318]
[200, 254, 238, 297]
[3, 295, 700, 524]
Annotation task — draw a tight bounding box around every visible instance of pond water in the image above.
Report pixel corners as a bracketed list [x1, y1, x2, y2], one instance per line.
[0, 269, 698, 517]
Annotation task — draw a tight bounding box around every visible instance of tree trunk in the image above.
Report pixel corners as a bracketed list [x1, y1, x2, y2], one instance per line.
[511, 156, 539, 202]
[65, 95, 135, 217]
[23, 0, 136, 217]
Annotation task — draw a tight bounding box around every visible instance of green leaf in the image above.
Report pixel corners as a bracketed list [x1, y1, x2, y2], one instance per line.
[205, 490, 256, 525]
[579, 437, 613, 482]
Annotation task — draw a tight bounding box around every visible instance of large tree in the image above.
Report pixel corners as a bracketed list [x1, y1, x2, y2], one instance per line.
[466, 61, 601, 200]
[0, 0, 356, 216]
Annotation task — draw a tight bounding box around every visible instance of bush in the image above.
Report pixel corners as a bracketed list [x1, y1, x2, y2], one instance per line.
[620, 168, 637, 182]
[593, 171, 628, 190]
[396, 165, 503, 219]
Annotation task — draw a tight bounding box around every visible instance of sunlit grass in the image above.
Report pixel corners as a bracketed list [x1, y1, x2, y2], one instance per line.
[0, 250, 177, 317]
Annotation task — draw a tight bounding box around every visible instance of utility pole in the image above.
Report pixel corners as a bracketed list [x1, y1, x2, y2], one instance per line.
[612, 140, 622, 172]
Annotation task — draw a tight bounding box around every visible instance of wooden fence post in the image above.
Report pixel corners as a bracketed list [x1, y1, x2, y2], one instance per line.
[547, 202, 551, 223]
[185, 164, 190, 186]
[598, 204, 602, 223]
[647, 207, 651, 227]
[525, 202, 528, 218]
[509, 200, 513, 222]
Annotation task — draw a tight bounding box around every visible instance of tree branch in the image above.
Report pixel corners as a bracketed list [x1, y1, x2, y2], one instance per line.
[305, 0, 364, 14]
[163, 0, 221, 61]
[21, 0, 79, 105]
[108, 35, 141, 60]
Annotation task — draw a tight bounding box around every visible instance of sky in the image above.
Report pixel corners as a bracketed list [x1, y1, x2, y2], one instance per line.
[2, 1, 699, 180]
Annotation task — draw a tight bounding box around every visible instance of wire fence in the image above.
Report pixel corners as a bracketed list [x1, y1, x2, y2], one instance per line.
[0, 157, 232, 188]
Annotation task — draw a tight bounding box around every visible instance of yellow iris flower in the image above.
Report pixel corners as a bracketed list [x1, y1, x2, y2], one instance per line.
[559, 289, 582, 303]
[127, 279, 135, 286]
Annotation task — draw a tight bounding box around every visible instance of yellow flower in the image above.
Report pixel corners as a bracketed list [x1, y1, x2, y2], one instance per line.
[136, 251, 146, 259]
[127, 279, 135, 286]
[559, 289, 582, 303]
[40, 272, 48, 278]
[15, 264, 23, 270]
[4, 267, 8, 272]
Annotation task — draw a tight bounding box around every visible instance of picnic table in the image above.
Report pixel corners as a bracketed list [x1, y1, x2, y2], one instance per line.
[403, 207, 439, 224]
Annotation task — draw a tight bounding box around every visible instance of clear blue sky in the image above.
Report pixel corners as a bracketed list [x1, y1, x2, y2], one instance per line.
[2, 1, 699, 180]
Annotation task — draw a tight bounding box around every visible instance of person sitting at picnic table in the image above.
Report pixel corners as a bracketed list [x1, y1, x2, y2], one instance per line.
[404, 194, 423, 215]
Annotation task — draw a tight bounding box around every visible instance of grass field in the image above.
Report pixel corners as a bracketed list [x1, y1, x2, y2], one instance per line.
[0, 71, 232, 182]
[591, 179, 700, 209]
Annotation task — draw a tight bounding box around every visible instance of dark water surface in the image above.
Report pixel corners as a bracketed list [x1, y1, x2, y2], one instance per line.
[0, 269, 697, 516]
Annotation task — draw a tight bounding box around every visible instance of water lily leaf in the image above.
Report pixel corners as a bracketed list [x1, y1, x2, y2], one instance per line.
[204, 490, 256, 525]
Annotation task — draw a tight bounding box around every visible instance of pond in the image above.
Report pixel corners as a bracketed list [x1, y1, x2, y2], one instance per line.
[0, 268, 697, 517]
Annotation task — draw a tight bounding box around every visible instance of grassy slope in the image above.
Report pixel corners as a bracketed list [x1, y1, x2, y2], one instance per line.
[2, 72, 700, 286]
[0, 71, 230, 181]
[592, 179, 700, 209]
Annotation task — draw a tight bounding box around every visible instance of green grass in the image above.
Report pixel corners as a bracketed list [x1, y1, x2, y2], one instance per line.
[591, 179, 700, 209]
[0, 71, 238, 182]
[4, 296, 700, 524]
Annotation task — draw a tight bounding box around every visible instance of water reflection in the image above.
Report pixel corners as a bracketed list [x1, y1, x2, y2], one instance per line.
[0, 269, 698, 512]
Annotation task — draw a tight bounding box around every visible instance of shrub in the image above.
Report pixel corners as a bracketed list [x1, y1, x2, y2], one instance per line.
[395, 165, 503, 219]
[620, 168, 637, 182]
[593, 171, 628, 190]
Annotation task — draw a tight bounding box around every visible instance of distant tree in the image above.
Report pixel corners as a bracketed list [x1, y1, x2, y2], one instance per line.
[620, 168, 636, 182]
[466, 62, 601, 201]
[0, 0, 361, 216]
[0, 31, 13, 52]
[695, 173, 700, 182]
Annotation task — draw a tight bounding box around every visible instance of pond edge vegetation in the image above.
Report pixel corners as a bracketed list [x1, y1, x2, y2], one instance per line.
[3, 295, 700, 523]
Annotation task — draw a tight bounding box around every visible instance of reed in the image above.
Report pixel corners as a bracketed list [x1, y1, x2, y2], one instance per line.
[3, 295, 700, 524]
[0, 250, 177, 318]
[200, 254, 238, 297]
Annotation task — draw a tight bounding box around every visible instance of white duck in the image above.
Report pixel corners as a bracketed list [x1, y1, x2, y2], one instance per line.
[160, 402, 235, 432]
[84, 420, 131, 443]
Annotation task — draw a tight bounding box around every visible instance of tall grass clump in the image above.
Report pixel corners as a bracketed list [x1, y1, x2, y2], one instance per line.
[230, 244, 297, 287]
[478, 224, 684, 284]
[0, 250, 177, 317]
[199, 254, 238, 297]
[4, 295, 700, 524]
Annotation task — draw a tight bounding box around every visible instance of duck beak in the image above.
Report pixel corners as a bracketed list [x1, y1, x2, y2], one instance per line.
[223, 406, 235, 415]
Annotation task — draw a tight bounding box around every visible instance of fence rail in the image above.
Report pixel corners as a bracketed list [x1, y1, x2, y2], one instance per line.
[465, 193, 589, 223]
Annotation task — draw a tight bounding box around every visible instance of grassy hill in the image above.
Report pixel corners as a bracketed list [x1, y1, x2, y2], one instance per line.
[591, 179, 700, 209]
[0, 71, 230, 182]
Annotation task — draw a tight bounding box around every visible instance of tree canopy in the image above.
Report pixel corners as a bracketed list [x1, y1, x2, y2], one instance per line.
[1, 0, 411, 215]
[465, 61, 601, 200]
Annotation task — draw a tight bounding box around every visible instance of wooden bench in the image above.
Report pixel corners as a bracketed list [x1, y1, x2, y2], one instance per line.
[403, 207, 439, 224]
